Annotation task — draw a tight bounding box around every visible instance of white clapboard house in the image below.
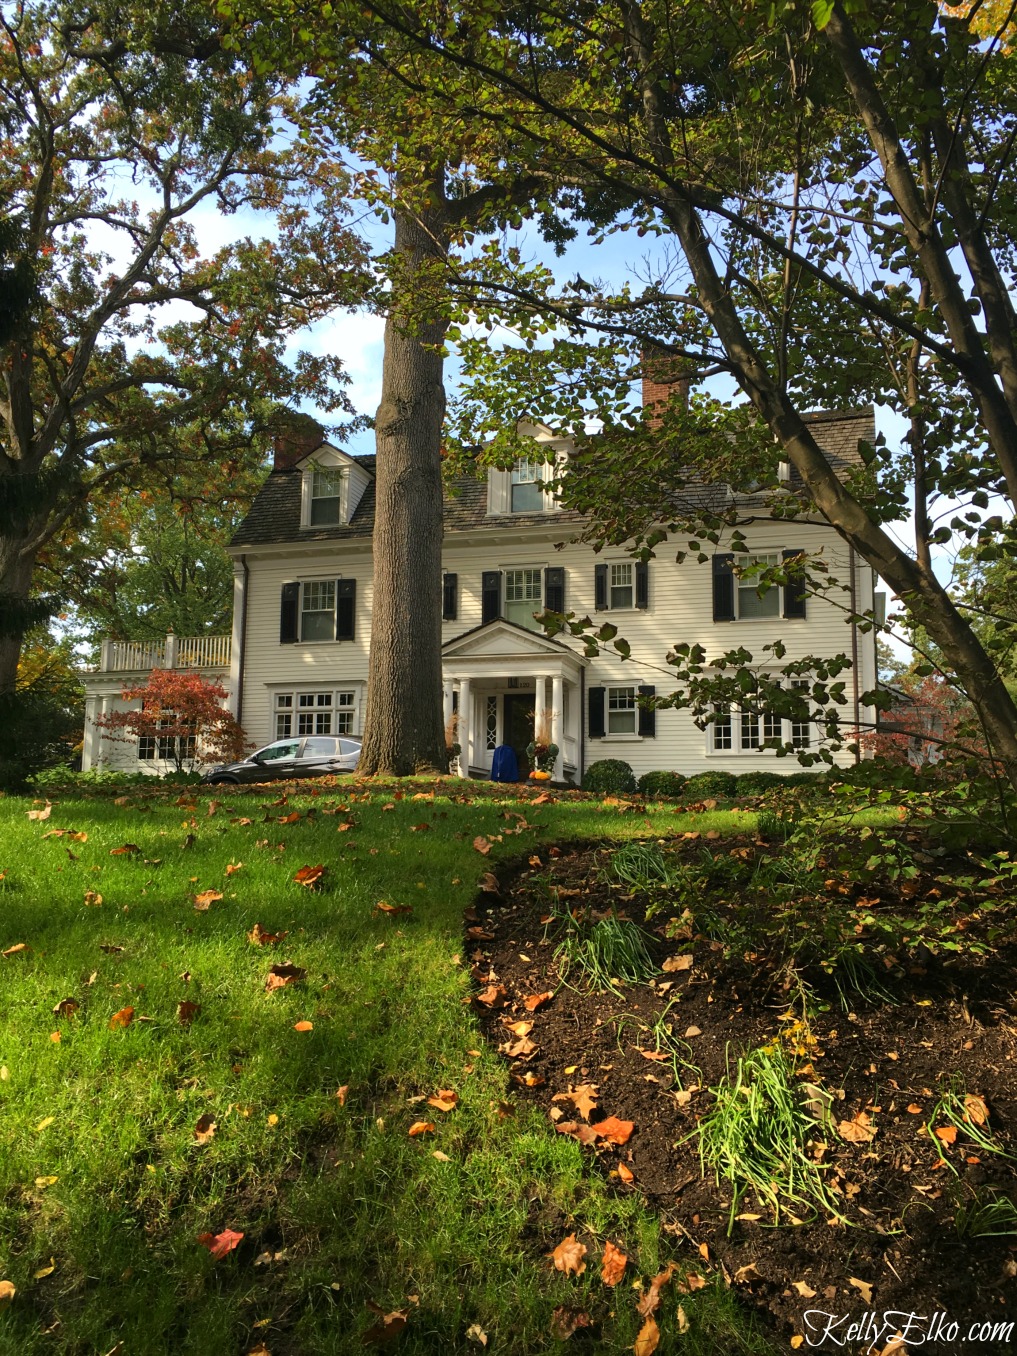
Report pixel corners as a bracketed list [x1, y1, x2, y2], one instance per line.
[82, 383, 880, 781]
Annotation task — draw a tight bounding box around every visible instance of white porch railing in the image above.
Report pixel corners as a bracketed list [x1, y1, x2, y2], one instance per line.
[99, 633, 231, 673]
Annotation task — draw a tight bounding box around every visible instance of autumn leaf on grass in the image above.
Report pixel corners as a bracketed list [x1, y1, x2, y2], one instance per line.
[294, 864, 326, 889]
[408, 1121, 435, 1137]
[194, 1114, 217, 1145]
[472, 836, 492, 856]
[278, 811, 301, 824]
[637, 1262, 679, 1318]
[110, 844, 141, 855]
[84, 890, 102, 907]
[224, 861, 244, 877]
[548, 1234, 587, 1276]
[374, 901, 413, 917]
[2, 942, 28, 958]
[109, 1006, 135, 1029]
[474, 984, 507, 1009]
[293, 1020, 314, 1032]
[193, 890, 222, 911]
[26, 802, 52, 821]
[0, 1280, 14, 1306]
[264, 963, 306, 993]
[522, 991, 553, 1012]
[600, 1240, 627, 1286]
[52, 999, 78, 1018]
[633, 1316, 660, 1356]
[175, 1000, 201, 1027]
[427, 1091, 459, 1113]
[247, 923, 288, 946]
[409, 822, 430, 833]
[196, 1228, 244, 1260]
[550, 1307, 591, 1340]
[362, 1302, 410, 1347]
[552, 1084, 600, 1120]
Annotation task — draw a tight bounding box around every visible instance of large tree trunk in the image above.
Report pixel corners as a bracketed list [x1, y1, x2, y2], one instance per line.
[0, 542, 36, 695]
[358, 176, 449, 776]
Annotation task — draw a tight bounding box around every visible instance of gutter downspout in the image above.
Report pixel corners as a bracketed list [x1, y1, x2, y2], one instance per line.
[579, 665, 586, 786]
[236, 555, 249, 729]
[849, 546, 860, 763]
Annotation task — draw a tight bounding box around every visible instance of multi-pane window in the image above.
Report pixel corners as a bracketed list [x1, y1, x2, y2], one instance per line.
[335, 690, 355, 734]
[710, 683, 812, 753]
[510, 460, 544, 513]
[297, 691, 333, 735]
[609, 563, 634, 609]
[485, 695, 498, 751]
[504, 568, 542, 629]
[713, 706, 733, 751]
[310, 465, 343, 525]
[301, 580, 336, 641]
[275, 693, 294, 739]
[138, 733, 156, 760]
[737, 554, 780, 619]
[138, 717, 193, 761]
[740, 712, 760, 750]
[276, 690, 357, 739]
[790, 680, 812, 748]
[607, 686, 637, 734]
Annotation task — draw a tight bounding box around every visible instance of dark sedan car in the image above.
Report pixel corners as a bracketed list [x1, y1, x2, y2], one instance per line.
[202, 735, 361, 784]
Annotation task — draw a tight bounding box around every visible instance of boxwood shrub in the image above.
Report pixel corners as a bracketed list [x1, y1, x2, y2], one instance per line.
[734, 770, 787, 796]
[582, 759, 637, 795]
[636, 770, 687, 799]
[683, 770, 739, 799]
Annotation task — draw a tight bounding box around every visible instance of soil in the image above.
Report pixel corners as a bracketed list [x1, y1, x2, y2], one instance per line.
[467, 831, 1017, 1354]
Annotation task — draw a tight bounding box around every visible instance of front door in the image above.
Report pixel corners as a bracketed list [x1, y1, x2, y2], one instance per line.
[502, 693, 534, 780]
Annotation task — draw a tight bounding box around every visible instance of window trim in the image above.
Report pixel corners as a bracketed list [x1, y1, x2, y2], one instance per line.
[300, 456, 348, 529]
[272, 686, 362, 740]
[502, 565, 544, 630]
[606, 684, 638, 736]
[300, 578, 337, 642]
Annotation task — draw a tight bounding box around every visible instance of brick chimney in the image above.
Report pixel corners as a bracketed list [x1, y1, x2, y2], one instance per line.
[270, 411, 326, 471]
[641, 347, 690, 426]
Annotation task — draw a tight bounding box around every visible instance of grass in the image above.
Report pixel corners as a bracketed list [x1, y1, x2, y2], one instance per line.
[552, 912, 658, 991]
[0, 778, 777, 1356]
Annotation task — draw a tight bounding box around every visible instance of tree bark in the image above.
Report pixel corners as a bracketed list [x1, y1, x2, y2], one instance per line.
[358, 174, 449, 776]
[0, 547, 35, 694]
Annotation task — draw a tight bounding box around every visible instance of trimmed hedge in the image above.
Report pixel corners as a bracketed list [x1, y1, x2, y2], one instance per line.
[733, 770, 787, 796]
[683, 770, 739, 799]
[582, 759, 637, 795]
[636, 770, 687, 799]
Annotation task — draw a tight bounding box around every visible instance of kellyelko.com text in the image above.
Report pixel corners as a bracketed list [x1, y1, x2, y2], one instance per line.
[802, 1310, 1015, 1348]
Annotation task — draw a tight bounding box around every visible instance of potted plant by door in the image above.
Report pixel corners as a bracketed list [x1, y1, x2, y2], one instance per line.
[526, 718, 559, 781]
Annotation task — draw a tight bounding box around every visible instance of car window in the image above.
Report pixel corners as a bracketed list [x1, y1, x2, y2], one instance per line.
[257, 741, 300, 761]
[339, 739, 361, 756]
[304, 737, 339, 756]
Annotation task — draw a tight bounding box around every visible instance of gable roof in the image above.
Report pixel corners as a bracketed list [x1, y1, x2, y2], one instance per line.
[229, 406, 875, 550]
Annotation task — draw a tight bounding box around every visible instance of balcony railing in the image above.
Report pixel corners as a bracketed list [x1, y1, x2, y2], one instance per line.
[99, 633, 231, 673]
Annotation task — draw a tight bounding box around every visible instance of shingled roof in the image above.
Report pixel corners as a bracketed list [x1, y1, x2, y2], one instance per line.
[229, 407, 875, 549]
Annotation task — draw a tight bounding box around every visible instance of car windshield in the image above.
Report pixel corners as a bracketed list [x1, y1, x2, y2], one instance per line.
[256, 741, 300, 762]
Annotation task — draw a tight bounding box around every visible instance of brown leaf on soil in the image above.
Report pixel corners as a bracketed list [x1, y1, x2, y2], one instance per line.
[617, 1162, 635, 1184]
[247, 923, 288, 946]
[501, 1019, 534, 1037]
[374, 901, 413, 916]
[793, 1281, 817, 1298]
[550, 1306, 591, 1341]
[501, 1036, 537, 1058]
[2, 942, 28, 957]
[906, 1104, 924, 1115]
[522, 991, 553, 1011]
[935, 1124, 958, 1145]
[511, 1071, 546, 1088]
[427, 1091, 459, 1113]
[600, 1240, 628, 1286]
[408, 1121, 435, 1137]
[473, 836, 492, 855]
[964, 1093, 990, 1126]
[661, 953, 694, 973]
[194, 1113, 217, 1144]
[593, 1115, 635, 1145]
[362, 1303, 410, 1347]
[838, 1114, 876, 1143]
[734, 1263, 761, 1285]
[549, 1234, 587, 1276]
[294, 864, 326, 888]
[479, 872, 501, 894]
[849, 1277, 874, 1304]
[193, 890, 222, 911]
[52, 998, 78, 1018]
[639, 1050, 670, 1062]
[636, 1262, 679, 1318]
[474, 984, 507, 1008]
[264, 963, 306, 992]
[633, 1316, 660, 1356]
[109, 1006, 135, 1029]
[177, 1000, 201, 1026]
[555, 1120, 600, 1146]
[27, 802, 52, 821]
[196, 1228, 244, 1260]
[551, 1084, 600, 1120]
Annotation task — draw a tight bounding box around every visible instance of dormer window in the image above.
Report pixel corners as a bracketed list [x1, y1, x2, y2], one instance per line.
[310, 464, 344, 524]
[298, 447, 371, 529]
[487, 450, 564, 515]
[511, 460, 545, 512]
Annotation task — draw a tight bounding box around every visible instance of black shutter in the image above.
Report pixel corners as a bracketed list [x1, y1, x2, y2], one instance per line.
[443, 572, 458, 622]
[280, 582, 299, 644]
[588, 686, 606, 738]
[783, 550, 807, 619]
[638, 684, 656, 737]
[544, 565, 565, 614]
[594, 563, 608, 611]
[481, 570, 501, 624]
[336, 578, 356, 641]
[712, 554, 736, 622]
[635, 560, 649, 610]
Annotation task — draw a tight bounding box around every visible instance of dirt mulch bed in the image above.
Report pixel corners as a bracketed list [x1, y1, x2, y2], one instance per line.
[468, 836, 1017, 1353]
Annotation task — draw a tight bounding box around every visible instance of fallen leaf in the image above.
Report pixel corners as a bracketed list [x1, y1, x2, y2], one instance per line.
[247, 923, 288, 946]
[52, 998, 78, 1018]
[293, 1020, 314, 1032]
[617, 1162, 635, 1184]
[278, 812, 301, 824]
[34, 1175, 58, 1189]
[662, 954, 694, 973]
[479, 872, 500, 894]
[427, 1090, 459, 1113]
[549, 1234, 587, 1276]
[552, 1084, 600, 1120]
[409, 823, 430, 833]
[685, 1273, 707, 1291]
[362, 1302, 409, 1347]
[49, 1032, 61, 1043]
[264, 963, 306, 992]
[474, 984, 507, 1008]
[336, 1085, 349, 1105]
[33, 1259, 55, 1279]
[0, 1067, 7, 1080]
[511, 1071, 545, 1088]
[639, 1049, 670, 1062]
[432, 1150, 450, 1162]
[791, 1338, 804, 1350]
[593, 1115, 634, 1145]
[684, 1025, 702, 1038]
[177, 1000, 201, 1026]
[637, 1262, 679, 1318]
[408, 1121, 435, 1136]
[906, 1104, 924, 1115]
[2, 943, 27, 958]
[501, 1036, 537, 1058]
[110, 843, 140, 855]
[27, 802, 52, 821]
[501, 1019, 534, 1037]
[374, 900, 413, 916]
[550, 1306, 591, 1340]
[849, 1277, 873, 1304]
[964, 1094, 989, 1126]
[225, 862, 244, 876]
[472, 836, 492, 855]
[0, 1280, 14, 1306]
[194, 1114, 217, 1145]
[197, 1228, 244, 1260]
[793, 1281, 817, 1298]
[600, 1240, 627, 1286]
[935, 1124, 958, 1145]
[465, 1322, 487, 1347]
[193, 890, 222, 911]
[734, 1263, 761, 1285]
[522, 991, 553, 1011]
[838, 1116, 876, 1144]
[109, 1006, 135, 1030]
[676, 1305, 689, 1335]
[294, 864, 326, 888]
[633, 1316, 660, 1356]
[84, 890, 102, 907]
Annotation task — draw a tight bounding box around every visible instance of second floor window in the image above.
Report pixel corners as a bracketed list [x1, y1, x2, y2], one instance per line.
[301, 580, 336, 640]
[511, 460, 545, 512]
[310, 465, 343, 525]
[504, 567, 542, 629]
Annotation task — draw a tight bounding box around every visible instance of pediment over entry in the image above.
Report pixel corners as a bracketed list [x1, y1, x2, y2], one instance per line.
[442, 619, 587, 665]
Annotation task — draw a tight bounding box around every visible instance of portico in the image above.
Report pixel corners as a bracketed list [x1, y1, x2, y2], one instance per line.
[440, 620, 587, 781]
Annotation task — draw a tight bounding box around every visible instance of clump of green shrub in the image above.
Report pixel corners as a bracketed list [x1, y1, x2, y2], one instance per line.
[29, 765, 202, 791]
[683, 770, 738, 799]
[734, 770, 786, 796]
[582, 759, 637, 794]
[637, 770, 687, 798]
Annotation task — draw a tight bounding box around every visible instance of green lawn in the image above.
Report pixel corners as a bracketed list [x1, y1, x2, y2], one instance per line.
[0, 780, 776, 1356]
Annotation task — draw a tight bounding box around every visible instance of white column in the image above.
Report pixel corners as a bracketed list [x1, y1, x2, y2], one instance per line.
[534, 673, 546, 744]
[81, 696, 97, 771]
[442, 681, 454, 732]
[100, 638, 113, 672]
[98, 695, 112, 768]
[458, 679, 471, 777]
[164, 632, 178, 669]
[551, 674, 564, 781]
